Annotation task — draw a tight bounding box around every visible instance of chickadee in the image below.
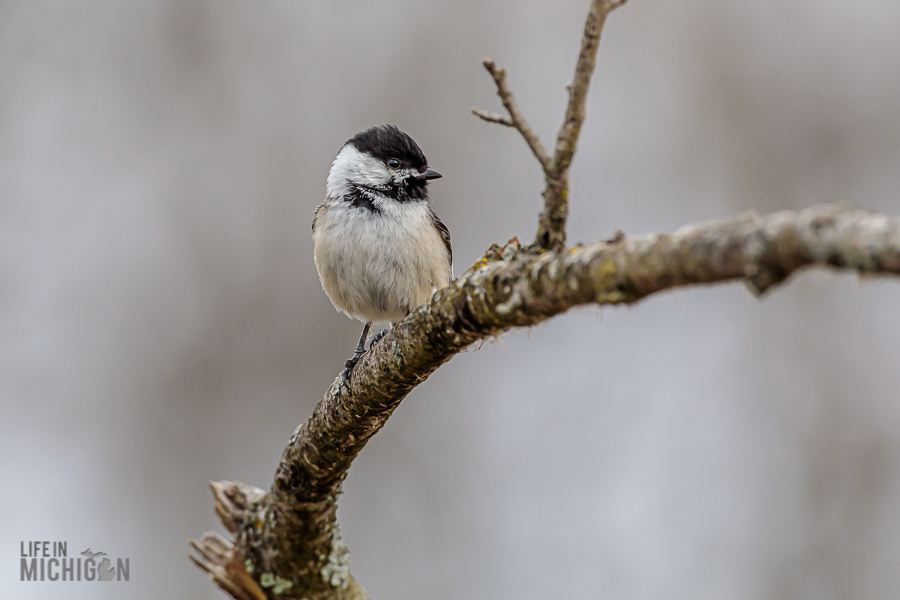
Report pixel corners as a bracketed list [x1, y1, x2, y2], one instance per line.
[313, 125, 452, 386]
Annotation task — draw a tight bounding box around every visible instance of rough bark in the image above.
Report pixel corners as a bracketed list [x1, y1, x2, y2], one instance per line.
[191, 204, 900, 599]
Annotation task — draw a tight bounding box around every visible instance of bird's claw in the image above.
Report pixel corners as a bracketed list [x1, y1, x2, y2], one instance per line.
[339, 353, 365, 390]
[369, 328, 389, 349]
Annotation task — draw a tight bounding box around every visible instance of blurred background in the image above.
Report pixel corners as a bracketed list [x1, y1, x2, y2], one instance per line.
[2, 0, 900, 598]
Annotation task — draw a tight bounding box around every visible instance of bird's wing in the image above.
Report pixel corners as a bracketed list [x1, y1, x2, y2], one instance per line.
[312, 202, 327, 233]
[428, 206, 452, 272]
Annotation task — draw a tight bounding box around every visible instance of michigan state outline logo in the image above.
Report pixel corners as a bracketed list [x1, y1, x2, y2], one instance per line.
[20, 541, 130, 582]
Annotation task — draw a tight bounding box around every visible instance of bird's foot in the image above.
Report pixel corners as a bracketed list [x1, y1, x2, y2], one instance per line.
[339, 350, 366, 390]
[369, 328, 389, 349]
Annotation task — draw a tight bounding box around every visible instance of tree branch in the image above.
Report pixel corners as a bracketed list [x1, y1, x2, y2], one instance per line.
[473, 0, 627, 250]
[191, 203, 900, 599]
[471, 107, 514, 127]
[472, 60, 552, 171]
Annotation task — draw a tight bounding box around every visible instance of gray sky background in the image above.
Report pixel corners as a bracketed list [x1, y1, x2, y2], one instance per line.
[2, 1, 900, 599]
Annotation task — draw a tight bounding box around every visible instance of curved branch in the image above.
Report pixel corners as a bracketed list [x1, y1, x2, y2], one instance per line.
[191, 203, 900, 599]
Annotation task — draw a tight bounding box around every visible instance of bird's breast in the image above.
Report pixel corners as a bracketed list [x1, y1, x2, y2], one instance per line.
[313, 199, 451, 323]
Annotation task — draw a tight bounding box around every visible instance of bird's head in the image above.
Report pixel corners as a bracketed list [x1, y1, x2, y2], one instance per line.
[327, 125, 441, 202]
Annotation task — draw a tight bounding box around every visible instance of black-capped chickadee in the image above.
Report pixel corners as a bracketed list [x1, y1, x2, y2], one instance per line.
[313, 125, 452, 386]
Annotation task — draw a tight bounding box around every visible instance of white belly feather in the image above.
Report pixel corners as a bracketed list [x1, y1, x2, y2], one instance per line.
[313, 199, 451, 323]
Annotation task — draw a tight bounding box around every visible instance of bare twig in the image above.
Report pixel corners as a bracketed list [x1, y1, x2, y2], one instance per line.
[473, 59, 553, 171]
[537, 0, 628, 249]
[474, 0, 627, 250]
[551, 0, 610, 177]
[471, 107, 514, 127]
[193, 203, 900, 599]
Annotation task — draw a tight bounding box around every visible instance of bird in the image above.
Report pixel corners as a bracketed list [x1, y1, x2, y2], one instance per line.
[312, 125, 452, 387]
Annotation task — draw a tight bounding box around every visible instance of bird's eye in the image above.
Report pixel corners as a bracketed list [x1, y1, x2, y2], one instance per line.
[387, 158, 401, 169]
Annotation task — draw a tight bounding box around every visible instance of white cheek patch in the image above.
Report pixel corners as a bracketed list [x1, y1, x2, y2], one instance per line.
[326, 145, 391, 198]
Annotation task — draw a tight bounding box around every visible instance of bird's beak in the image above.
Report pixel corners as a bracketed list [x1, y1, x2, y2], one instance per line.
[413, 168, 442, 181]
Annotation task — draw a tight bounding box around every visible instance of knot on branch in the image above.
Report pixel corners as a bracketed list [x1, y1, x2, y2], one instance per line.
[466, 237, 522, 275]
[212, 480, 268, 534]
[189, 482, 268, 600]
